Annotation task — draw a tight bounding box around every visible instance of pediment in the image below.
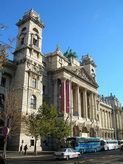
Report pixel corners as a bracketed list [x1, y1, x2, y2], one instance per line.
[65, 66, 98, 86]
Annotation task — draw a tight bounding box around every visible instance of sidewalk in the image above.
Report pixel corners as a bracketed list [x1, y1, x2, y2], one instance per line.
[0, 150, 54, 159]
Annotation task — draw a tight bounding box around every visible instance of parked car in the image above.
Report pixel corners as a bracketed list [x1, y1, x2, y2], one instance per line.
[54, 148, 81, 160]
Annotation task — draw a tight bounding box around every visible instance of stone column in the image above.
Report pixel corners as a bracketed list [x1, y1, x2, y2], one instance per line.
[66, 80, 70, 113]
[108, 112, 110, 129]
[102, 110, 104, 128]
[68, 80, 73, 137]
[0, 71, 2, 85]
[80, 91, 83, 118]
[53, 79, 58, 109]
[110, 112, 112, 129]
[107, 112, 109, 128]
[87, 93, 91, 119]
[119, 112, 122, 129]
[101, 110, 103, 128]
[69, 80, 73, 116]
[93, 94, 97, 120]
[90, 92, 94, 120]
[103, 111, 105, 128]
[61, 78, 66, 113]
[109, 112, 110, 129]
[75, 85, 80, 117]
[78, 91, 81, 117]
[83, 89, 88, 118]
[111, 112, 113, 129]
[104, 111, 107, 128]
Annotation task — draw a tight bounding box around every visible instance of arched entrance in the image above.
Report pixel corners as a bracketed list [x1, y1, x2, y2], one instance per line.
[73, 126, 79, 137]
[82, 127, 89, 137]
[90, 128, 95, 137]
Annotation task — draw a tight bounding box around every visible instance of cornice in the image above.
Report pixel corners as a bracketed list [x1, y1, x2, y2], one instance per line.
[48, 66, 99, 88]
[16, 16, 45, 28]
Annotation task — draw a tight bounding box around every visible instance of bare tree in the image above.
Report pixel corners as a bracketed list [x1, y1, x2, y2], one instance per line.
[0, 24, 14, 69]
[0, 90, 22, 158]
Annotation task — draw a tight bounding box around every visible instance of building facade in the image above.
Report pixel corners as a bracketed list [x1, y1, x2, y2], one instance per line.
[0, 9, 123, 151]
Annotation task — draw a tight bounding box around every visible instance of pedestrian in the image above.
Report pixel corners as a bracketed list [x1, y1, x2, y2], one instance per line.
[19, 145, 23, 154]
[24, 144, 28, 155]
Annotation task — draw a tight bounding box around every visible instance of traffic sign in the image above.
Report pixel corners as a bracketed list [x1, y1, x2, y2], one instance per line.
[2, 127, 9, 136]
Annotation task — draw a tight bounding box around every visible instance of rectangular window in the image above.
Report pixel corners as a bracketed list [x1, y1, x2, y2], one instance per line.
[43, 85, 45, 94]
[30, 95, 36, 109]
[32, 78, 36, 88]
[1, 77, 6, 87]
[30, 140, 34, 146]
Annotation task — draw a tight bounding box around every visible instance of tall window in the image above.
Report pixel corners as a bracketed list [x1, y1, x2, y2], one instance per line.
[1, 77, 6, 87]
[33, 38, 38, 46]
[0, 94, 4, 108]
[32, 28, 39, 47]
[30, 140, 34, 146]
[21, 37, 24, 45]
[32, 78, 36, 88]
[30, 95, 36, 109]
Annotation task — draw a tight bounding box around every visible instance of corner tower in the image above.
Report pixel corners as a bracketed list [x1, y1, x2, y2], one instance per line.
[81, 54, 97, 81]
[11, 10, 45, 151]
[14, 9, 45, 62]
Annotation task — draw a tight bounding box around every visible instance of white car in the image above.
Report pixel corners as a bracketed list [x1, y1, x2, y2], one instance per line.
[54, 148, 81, 160]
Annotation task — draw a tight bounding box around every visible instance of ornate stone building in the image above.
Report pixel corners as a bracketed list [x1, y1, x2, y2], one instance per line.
[0, 9, 123, 151]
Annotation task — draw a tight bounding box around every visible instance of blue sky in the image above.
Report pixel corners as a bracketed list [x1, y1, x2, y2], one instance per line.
[0, 0, 123, 105]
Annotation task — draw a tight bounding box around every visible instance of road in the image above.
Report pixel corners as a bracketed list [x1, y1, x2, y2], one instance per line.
[6, 149, 123, 164]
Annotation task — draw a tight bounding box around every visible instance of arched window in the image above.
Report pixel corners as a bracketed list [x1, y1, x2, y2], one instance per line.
[33, 37, 38, 46]
[21, 27, 26, 32]
[30, 95, 36, 109]
[32, 28, 39, 47]
[33, 28, 38, 34]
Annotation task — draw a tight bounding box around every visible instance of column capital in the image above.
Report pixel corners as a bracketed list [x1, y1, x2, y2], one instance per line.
[73, 84, 80, 90]
[61, 78, 66, 82]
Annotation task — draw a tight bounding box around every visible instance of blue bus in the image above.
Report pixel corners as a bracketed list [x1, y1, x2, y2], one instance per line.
[66, 137, 101, 154]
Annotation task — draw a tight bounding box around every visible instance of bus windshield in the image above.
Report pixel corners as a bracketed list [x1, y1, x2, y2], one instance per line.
[66, 137, 76, 148]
